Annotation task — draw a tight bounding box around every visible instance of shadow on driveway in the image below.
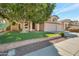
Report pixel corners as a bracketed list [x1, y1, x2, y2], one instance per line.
[24, 44, 60, 56]
[64, 32, 78, 38]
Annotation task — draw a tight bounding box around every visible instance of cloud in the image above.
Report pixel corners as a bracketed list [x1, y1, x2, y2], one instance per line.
[55, 4, 79, 15]
[73, 16, 79, 20]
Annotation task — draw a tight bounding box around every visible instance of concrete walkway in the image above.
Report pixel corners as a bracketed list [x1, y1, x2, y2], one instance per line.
[52, 32, 79, 56]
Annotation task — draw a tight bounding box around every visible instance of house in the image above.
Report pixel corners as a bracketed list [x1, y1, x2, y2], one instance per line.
[70, 20, 79, 26]
[61, 19, 71, 30]
[44, 15, 64, 33]
[0, 15, 64, 33]
[61, 19, 79, 30]
[68, 20, 79, 30]
[9, 20, 44, 32]
[0, 18, 44, 32]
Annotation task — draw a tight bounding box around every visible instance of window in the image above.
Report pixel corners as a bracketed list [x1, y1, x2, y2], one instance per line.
[12, 21, 16, 25]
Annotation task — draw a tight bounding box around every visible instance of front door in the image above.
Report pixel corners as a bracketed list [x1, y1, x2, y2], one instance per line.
[32, 22, 35, 31]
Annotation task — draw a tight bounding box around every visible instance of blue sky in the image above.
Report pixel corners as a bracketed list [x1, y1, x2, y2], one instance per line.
[51, 3, 79, 21]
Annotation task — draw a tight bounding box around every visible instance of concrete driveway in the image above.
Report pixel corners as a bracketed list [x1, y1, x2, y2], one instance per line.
[64, 31, 78, 38]
[24, 45, 60, 56]
[53, 32, 79, 56]
[24, 38, 65, 56]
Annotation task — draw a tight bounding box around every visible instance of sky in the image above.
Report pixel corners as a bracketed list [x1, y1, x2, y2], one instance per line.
[51, 3, 79, 21]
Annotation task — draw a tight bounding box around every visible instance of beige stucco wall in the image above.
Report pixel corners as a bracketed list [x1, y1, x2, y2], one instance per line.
[35, 24, 40, 31]
[63, 22, 70, 30]
[39, 24, 44, 31]
[10, 24, 19, 31]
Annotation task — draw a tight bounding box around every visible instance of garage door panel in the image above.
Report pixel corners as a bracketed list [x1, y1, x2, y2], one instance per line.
[44, 23, 57, 32]
[44, 23, 64, 32]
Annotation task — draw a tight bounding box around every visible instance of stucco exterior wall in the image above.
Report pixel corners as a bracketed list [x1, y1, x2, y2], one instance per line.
[39, 24, 44, 31]
[10, 24, 19, 31]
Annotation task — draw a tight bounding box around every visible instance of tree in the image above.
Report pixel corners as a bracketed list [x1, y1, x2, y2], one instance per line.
[0, 3, 55, 32]
[0, 3, 55, 23]
[23, 3, 56, 23]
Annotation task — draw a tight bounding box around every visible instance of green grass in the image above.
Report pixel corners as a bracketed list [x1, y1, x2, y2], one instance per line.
[0, 31, 47, 44]
[0, 31, 61, 44]
[46, 34, 60, 37]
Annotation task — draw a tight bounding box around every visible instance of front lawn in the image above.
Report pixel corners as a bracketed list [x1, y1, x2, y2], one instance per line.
[0, 31, 47, 44]
[0, 31, 61, 44]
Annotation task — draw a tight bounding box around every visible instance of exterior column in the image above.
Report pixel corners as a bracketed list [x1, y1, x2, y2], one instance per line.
[29, 21, 33, 31]
[36, 23, 40, 31]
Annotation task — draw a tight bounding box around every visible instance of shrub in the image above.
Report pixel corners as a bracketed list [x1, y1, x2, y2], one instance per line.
[59, 32, 64, 37]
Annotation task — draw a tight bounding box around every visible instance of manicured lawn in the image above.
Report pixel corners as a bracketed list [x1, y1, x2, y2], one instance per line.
[0, 31, 47, 44]
[46, 34, 60, 37]
[0, 31, 61, 44]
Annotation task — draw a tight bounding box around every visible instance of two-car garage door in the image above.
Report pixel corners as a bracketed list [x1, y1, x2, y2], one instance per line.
[44, 23, 64, 33]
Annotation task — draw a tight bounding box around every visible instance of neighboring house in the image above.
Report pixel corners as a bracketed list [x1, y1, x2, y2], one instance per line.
[61, 19, 71, 30]
[0, 15, 64, 33]
[61, 19, 79, 30]
[68, 20, 79, 30]
[70, 20, 79, 26]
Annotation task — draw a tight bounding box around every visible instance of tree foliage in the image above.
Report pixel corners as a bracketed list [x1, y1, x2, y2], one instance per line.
[0, 3, 55, 23]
